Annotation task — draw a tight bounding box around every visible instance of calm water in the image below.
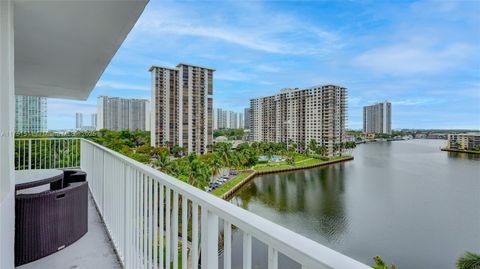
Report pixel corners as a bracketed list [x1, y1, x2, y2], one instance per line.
[226, 139, 480, 269]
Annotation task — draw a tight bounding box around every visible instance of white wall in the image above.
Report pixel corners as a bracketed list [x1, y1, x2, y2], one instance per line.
[0, 0, 16, 268]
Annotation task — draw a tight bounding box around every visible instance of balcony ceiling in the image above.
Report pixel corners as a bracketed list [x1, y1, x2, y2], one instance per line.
[14, 0, 148, 100]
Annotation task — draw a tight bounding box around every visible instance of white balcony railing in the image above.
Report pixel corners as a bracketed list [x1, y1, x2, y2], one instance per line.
[14, 138, 81, 170]
[15, 137, 369, 269]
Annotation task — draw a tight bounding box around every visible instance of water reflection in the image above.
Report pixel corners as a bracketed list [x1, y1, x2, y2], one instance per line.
[227, 140, 480, 269]
[232, 164, 348, 243]
[447, 151, 480, 160]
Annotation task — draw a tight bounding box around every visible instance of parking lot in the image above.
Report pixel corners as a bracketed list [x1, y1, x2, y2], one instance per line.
[205, 170, 239, 192]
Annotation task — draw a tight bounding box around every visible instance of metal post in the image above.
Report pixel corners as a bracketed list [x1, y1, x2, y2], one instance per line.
[28, 139, 32, 170]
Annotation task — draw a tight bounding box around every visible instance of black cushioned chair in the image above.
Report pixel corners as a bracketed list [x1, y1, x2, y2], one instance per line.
[63, 169, 87, 184]
[51, 170, 87, 190]
[15, 173, 88, 266]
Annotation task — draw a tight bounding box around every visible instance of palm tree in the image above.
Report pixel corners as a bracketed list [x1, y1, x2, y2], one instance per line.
[308, 139, 318, 156]
[251, 142, 260, 154]
[345, 141, 356, 155]
[163, 140, 170, 151]
[243, 148, 258, 168]
[185, 154, 210, 188]
[287, 138, 293, 150]
[333, 143, 340, 156]
[317, 145, 328, 157]
[235, 151, 247, 170]
[289, 142, 297, 153]
[171, 145, 181, 157]
[209, 155, 223, 181]
[456, 251, 480, 269]
[265, 150, 273, 163]
[216, 143, 232, 165]
[298, 141, 306, 154]
[166, 161, 180, 177]
[153, 151, 170, 172]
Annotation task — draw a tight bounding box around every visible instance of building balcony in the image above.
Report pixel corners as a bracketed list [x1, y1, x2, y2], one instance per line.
[2, 1, 367, 267]
[12, 138, 369, 269]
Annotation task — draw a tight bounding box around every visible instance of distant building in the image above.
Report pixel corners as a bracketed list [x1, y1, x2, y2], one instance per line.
[97, 96, 150, 131]
[15, 95, 47, 133]
[239, 113, 244, 129]
[214, 136, 228, 143]
[229, 111, 238, 129]
[448, 133, 480, 150]
[415, 133, 427, 139]
[75, 112, 83, 129]
[91, 113, 97, 129]
[76, 112, 97, 130]
[244, 107, 251, 130]
[150, 63, 214, 154]
[214, 108, 244, 130]
[363, 101, 392, 134]
[216, 108, 227, 130]
[250, 85, 347, 156]
[426, 133, 447, 140]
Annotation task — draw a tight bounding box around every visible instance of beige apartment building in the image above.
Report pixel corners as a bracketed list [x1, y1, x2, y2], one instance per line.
[150, 63, 214, 154]
[250, 85, 347, 156]
[97, 96, 150, 131]
[447, 133, 480, 151]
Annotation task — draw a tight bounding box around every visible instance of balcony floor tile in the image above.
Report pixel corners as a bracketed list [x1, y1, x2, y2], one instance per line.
[17, 193, 121, 269]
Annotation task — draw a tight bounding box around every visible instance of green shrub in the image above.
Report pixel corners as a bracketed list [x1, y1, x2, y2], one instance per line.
[371, 256, 395, 269]
[457, 251, 480, 269]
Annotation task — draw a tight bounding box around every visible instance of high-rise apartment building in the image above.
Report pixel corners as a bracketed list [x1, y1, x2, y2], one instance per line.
[250, 85, 347, 156]
[150, 63, 214, 154]
[363, 101, 392, 134]
[75, 113, 83, 129]
[76, 113, 97, 130]
[216, 108, 228, 130]
[97, 96, 150, 131]
[239, 113, 244, 130]
[214, 108, 244, 130]
[15, 95, 47, 133]
[213, 110, 218, 130]
[91, 113, 97, 129]
[244, 108, 251, 129]
[229, 111, 238, 129]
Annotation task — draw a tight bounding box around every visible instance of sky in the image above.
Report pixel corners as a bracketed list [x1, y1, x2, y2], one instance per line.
[48, 0, 480, 130]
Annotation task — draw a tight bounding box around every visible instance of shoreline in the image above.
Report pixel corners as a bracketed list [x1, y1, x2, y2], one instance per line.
[441, 148, 480, 155]
[220, 156, 354, 200]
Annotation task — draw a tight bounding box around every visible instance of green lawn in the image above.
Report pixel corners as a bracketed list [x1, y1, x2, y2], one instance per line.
[211, 171, 254, 197]
[212, 156, 352, 198]
[254, 155, 351, 171]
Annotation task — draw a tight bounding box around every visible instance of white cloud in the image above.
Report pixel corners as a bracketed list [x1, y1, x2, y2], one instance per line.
[353, 42, 474, 75]
[48, 99, 96, 119]
[255, 64, 282, 73]
[391, 98, 443, 106]
[137, 2, 340, 56]
[96, 81, 149, 91]
[215, 69, 253, 82]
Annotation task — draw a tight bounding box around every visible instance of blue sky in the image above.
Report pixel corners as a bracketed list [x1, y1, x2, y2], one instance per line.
[48, 0, 480, 130]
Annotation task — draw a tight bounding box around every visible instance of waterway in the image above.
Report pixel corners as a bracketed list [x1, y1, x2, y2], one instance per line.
[225, 139, 480, 269]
